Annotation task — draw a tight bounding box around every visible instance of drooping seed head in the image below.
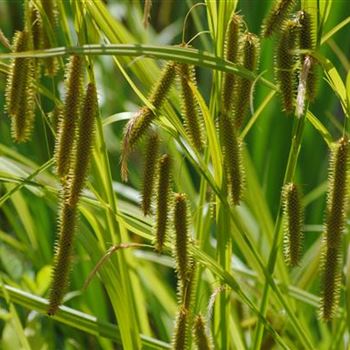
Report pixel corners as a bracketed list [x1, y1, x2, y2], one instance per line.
[174, 193, 190, 283]
[275, 19, 300, 114]
[154, 154, 172, 253]
[149, 61, 176, 108]
[67, 82, 98, 207]
[219, 112, 244, 205]
[233, 33, 260, 129]
[282, 183, 303, 266]
[54, 55, 84, 178]
[5, 31, 30, 117]
[297, 11, 319, 101]
[320, 245, 341, 321]
[5, 30, 37, 142]
[325, 137, 349, 249]
[262, 0, 297, 37]
[172, 307, 188, 350]
[319, 137, 349, 321]
[48, 199, 78, 316]
[222, 14, 242, 113]
[120, 107, 155, 182]
[176, 63, 204, 151]
[141, 132, 160, 216]
[194, 314, 213, 350]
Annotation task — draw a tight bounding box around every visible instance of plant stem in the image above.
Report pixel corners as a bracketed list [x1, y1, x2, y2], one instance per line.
[252, 109, 308, 350]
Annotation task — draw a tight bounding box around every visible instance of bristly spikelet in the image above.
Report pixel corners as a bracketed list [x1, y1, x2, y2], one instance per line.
[233, 33, 260, 129]
[48, 199, 77, 316]
[194, 314, 213, 350]
[298, 11, 319, 102]
[320, 137, 349, 321]
[121, 107, 154, 181]
[154, 154, 172, 253]
[5, 31, 37, 142]
[219, 112, 244, 205]
[5, 31, 30, 117]
[275, 19, 300, 114]
[141, 132, 160, 216]
[172, 307, 188, 350]
[11, 65, 36, 143]
[176, 63, 204, 151]
[55, 55, 84, 178]
[174, 193, 190, 283]
[222, 13, 241, 113]
[120, 62, 175, 181]
[282, 183, 303, 266]
[49, 105, 63, 134]
[320, 245, 341, 321]
[149, 61, 176, 108]
[42, 0, 59, 76]
[261, 0, 297, 37]
[67, 83, 97, 207]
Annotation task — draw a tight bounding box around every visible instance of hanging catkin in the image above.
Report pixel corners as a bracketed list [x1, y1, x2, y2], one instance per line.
[5, 31, 36, 142]
[193, 314, 213, 350]
[121, 62, 176, 181]
[141, 132, 160, 216]
[219, 112, 244, 205]
[174, 193, 191, 283]
[320, 137, 349, 321]
[275, 19, 300, 114]
[176, 63, 204, 151]
[282, 183, 303, 266]
[298, 10, 318, 102]
[67, 82, 98, 207]
[262, 0, 297, 37]
[222, 13, 241, 114]
[154, 154, 172, 252]
[47, 198, 77, 316]
[232, 33, 260, 129]
[54, 55, 84, 178]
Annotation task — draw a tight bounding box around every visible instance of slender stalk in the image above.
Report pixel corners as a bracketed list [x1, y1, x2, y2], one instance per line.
[252, 108, 308, 349]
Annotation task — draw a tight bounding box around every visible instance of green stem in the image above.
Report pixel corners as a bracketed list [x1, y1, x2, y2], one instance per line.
[0, 44, 277, 91]
[252, 110, 309, 350]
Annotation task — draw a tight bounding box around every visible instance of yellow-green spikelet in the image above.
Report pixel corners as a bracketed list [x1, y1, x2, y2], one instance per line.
[154, 154, 172, 252]
[5, 31, 30, 117]
[275, 19, 300, 114]
[262, 0, 297, 37]
[298, 10, 318, 102]
[5, 31, 37, 142]
[222, 13, 241, 113]
[282, 183, 303, 266]
[141, 132, 160, 216]
[219, 112, 244, 205]
[172, 307, 188, 350]
[176, 63, 203, 151]
[149, 61, 176, 108]
[194, 314, 213, 350]
[55, 55, 84, 178]
[233, 33, 260, 130]
[67, 83, 97, 207]
[320, 137, 349, 321]
[121, 62, 176, 181]
[174, 193, 190, 283]
[48, 199, 77, 316]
